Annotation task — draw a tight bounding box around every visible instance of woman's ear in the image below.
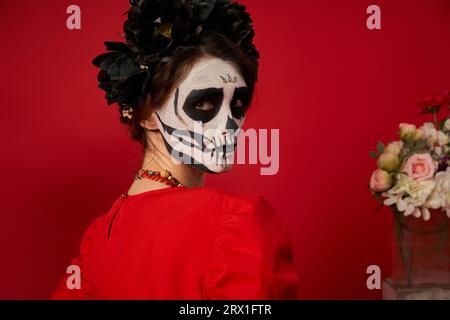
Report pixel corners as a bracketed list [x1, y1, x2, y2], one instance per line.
[140, 112, 159, 131]
[139, 94, 159, 131]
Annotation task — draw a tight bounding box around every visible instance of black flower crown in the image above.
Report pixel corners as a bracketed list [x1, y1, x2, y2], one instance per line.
[92, 0, 260, 123]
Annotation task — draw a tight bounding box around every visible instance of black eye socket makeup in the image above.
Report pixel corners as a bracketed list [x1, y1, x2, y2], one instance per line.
[182, 88, 224, 123]
[230, 87, 250, 119]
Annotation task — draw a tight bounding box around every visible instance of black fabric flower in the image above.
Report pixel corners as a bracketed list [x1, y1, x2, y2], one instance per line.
[92, 0, 259, 122]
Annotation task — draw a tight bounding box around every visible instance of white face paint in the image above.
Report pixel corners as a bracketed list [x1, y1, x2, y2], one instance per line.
[155, 57, 250, 173]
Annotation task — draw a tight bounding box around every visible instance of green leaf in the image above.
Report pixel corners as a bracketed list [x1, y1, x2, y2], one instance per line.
[369, 150, 378, 158]
[376, 141, 385, 154]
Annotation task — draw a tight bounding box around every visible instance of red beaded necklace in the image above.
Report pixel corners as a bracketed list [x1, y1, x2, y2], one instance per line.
[135, 169, 183, 188]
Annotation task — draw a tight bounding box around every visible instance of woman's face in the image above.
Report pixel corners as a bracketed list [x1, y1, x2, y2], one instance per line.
[154, 57, 250, 173]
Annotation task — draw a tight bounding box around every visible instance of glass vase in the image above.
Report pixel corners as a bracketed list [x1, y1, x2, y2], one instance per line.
[391, 208, 450, 288]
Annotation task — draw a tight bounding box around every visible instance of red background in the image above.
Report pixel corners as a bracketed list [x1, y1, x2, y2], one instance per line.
[1, 0, 449, 299]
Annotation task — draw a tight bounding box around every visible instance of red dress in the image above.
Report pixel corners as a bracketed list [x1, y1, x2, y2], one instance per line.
[52, 187, 298, 299]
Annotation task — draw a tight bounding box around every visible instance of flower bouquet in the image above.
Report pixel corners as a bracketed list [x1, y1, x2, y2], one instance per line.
[369, 91, 450, 287]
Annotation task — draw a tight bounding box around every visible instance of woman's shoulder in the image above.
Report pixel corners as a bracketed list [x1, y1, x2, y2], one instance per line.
[83, 187, 282, 233]
[123, 186, 284, 238]
[125, 186, 271, 214]
[73, 187, 286, 250]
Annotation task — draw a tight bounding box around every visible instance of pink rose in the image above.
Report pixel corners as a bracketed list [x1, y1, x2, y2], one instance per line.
[370, 169, 392, 192]
[402, 153, 438, 182]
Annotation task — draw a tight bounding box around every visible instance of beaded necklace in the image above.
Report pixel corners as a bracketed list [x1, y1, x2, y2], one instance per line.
[135, 169, 183, 188]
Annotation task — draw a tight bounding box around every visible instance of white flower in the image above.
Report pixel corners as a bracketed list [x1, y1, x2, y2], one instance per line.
[437, 131, 448, 146]
[382, 174, 436, 220]
[425, 167, 450, 218]
[421, 122, 437, 132]
[420, 122, 448, 146]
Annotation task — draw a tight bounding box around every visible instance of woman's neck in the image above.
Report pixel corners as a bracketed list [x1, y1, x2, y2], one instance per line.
[127, 143, 205, 195]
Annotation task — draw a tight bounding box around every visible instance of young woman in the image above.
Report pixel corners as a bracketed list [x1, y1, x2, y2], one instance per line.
[52, 0, 298, 299]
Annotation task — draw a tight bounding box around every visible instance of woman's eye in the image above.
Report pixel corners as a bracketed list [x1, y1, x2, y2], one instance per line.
[194, 101, 214, 111]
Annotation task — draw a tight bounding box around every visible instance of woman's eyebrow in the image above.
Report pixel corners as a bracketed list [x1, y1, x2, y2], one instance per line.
[184, 87, 224, 100]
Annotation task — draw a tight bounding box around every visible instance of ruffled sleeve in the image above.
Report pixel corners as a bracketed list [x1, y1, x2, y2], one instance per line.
[203, 195, 298, 299]
[51, 214, 106, 300]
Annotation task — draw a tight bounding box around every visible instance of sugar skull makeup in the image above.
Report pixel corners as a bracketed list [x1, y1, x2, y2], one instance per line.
[155, 58, 250, 173]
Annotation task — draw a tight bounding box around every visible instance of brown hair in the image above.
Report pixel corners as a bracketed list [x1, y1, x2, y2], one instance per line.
[128, 31, 259, 149]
